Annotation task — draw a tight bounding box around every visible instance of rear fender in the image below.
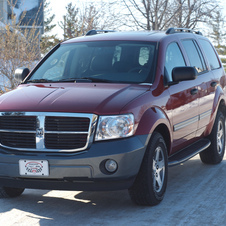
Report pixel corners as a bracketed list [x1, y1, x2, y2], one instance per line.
[205, 85, 226, 135]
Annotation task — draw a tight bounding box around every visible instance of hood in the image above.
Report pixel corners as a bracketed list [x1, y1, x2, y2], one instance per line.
[0, 83, 149, 114]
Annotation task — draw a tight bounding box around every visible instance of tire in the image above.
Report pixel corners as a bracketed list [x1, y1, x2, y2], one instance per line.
[200, 110, 225, 164]
[128, 132, 168, 206]
[0, 187, 25, 198]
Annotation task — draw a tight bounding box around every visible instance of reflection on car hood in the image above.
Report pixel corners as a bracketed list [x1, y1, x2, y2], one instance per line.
[0, 83, 150, 114]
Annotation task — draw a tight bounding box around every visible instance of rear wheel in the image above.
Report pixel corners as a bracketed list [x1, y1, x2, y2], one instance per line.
[200, 110, 225, 164]
[0, 187, 25, 198]
[128, 132, 168, 206]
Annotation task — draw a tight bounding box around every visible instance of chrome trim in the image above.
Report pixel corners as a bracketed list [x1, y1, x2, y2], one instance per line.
[0, 129, 88, 134]
[0, 129, 35, 133]
[173, 109, 212, 132]
[173, 116, 199, 132]
[139, 83, 152, 86]
[199, 110, 212, 120]
[44, 131, 88, 134]
[0, 112, 98, 153]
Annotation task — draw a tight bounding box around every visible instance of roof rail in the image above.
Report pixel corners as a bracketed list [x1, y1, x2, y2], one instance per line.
[166, 27, 202, 36]
[86, 30, 115, 36]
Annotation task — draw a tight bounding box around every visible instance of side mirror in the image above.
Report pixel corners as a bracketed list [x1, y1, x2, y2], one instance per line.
[14, 67, 30, 83]
[172, 66, 198, 83]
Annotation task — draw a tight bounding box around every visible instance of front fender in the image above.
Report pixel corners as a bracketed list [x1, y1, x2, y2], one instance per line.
[135, 107, 172, 137]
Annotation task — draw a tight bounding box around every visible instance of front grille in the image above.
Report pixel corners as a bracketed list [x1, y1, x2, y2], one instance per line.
[0, 132, 36, 148]
[45, 134, 87, 149]
[45, 116, 90, 132]
[0, 112, 97, 152]
[0, 116, 36, 130]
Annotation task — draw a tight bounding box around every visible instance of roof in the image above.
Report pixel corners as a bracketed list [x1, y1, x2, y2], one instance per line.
[63, 31, 167, 44]
[63, 28, 205, 45]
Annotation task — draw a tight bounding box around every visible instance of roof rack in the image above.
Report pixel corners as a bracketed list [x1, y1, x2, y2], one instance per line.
[166, 27, 202, 36]
[86, 30, 115, 36]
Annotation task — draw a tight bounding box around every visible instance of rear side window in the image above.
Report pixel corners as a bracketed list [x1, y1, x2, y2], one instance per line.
[165, 42, 186, 82]
[182, 39, 207, 73]
[199, 39, 220, 70]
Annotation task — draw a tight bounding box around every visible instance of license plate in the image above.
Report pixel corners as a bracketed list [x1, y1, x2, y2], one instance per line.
[19, 160, 49, 176]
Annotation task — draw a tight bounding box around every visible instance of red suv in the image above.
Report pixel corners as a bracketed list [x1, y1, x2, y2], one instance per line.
[0, 28, 225, 206]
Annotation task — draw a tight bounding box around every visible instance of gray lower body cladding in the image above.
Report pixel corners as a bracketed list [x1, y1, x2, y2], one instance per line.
[0, 135, 148, 191]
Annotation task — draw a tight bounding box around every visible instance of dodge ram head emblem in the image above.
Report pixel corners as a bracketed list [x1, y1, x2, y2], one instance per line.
[36, 128, 44, 137]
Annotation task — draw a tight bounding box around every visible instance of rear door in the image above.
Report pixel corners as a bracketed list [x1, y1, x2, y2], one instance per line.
[181, 39, 215, 137]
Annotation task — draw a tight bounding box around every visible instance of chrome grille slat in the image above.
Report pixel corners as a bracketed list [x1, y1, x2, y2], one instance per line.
[0, 112, 97, 153]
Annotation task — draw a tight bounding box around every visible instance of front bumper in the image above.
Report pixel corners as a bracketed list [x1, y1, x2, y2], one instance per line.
[0, 135, 149, 191]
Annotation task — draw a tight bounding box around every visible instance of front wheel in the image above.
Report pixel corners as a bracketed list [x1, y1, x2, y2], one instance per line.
[0, 187, 25, 198]
[128, 132, 168, 206]
[200, 110, 225, 164]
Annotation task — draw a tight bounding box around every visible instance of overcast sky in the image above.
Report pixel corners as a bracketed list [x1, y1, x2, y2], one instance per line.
[48, 0, 105, 38]
[48, 0, 226, 39]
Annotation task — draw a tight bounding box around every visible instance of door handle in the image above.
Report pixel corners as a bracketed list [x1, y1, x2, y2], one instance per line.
[190, 88, 198, 95]
[211, 81, 217, 87]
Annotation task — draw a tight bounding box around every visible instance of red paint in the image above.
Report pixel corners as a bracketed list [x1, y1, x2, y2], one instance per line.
[1, 31, 226, 156]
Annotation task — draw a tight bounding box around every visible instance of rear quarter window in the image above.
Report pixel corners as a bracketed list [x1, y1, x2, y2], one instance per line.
[199, 39, 221, 70]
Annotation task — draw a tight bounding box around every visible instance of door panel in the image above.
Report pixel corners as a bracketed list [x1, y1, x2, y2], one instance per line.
[167, 81, 199, 148]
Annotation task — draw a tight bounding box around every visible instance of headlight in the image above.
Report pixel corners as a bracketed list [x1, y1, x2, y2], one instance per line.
[95, 114, 134, 141]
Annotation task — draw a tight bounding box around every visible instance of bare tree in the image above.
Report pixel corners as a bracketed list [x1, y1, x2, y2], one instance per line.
[120, 0, 221, 30]
[59, 1, 122, 39]
[0, 1, 41, 92]
[170, 0, 219, 29]
[121, 0, 170, 30]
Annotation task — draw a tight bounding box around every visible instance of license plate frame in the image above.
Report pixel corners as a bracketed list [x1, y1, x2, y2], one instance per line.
[19, 160, 49, 176]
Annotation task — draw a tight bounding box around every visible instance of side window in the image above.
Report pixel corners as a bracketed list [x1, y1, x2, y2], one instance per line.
[165, 42, 186, 82]
[182, 39, 207, 73]
[199, 39, 220, 70]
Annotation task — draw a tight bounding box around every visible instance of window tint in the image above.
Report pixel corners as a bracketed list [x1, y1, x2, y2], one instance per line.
[182, 39, 207, 73]
[29, 41, 157, 84]
[199, 39, 220, 70]
[165, 42, 186, 82]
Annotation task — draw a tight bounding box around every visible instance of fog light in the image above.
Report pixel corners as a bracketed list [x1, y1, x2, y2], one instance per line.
[105, 159, 118, 173]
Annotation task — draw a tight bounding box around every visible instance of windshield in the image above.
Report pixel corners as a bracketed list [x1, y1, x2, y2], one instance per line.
[27, 41, 157, 84]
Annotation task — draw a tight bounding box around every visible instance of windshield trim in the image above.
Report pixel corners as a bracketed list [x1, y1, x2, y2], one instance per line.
[24, 40, 158, 85]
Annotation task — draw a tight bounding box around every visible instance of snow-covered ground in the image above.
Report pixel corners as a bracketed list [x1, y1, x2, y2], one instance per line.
[0, 154, 226, 225]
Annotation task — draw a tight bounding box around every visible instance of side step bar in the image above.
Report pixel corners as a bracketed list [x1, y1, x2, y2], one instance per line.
[168, 138, 211, 167]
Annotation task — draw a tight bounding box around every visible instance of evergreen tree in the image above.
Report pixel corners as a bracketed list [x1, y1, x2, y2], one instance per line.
[40, 0, 60, 55]
[59, 3, 80, 39]
[209, 10, 226, 55]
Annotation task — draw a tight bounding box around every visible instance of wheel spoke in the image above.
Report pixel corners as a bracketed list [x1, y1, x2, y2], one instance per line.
[218, 128, 223, 139]
[153, 146, 165, 193]
[158, 160, 165, 170]
[155, 147, 160, 161]
[156, 174, 163, 189]
[218, 138, 223, 150]
[217, 120, 224, 153]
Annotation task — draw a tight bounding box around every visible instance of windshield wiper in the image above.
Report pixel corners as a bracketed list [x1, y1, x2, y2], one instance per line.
[27, 77, 112, 84]
[26, 79, 56, 83]
[57, 78, 92, 83]
[81, 77, 111, 83]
